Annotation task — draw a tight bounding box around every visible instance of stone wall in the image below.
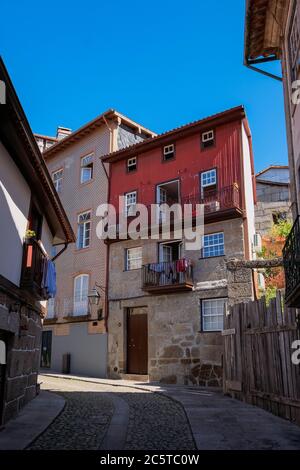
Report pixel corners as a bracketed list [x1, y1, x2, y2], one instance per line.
[107, 218, 254, 385]
[108, 291, 225, 385]
[255, 200, 292, 236]
[0, 295, 42, 424]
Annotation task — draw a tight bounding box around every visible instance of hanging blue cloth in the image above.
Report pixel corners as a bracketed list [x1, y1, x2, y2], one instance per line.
[45, 260, 56, 298]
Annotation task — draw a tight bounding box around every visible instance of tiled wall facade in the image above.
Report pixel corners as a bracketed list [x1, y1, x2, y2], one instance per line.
[45, 126, 111, 321]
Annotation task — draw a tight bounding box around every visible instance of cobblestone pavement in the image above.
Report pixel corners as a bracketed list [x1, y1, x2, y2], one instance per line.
[28, 376, 195, 450]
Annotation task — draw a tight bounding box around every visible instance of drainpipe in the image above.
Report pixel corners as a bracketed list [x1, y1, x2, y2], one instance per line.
[52, 242, 68, 262]
[100, 115, 114, 333]
[244, 55, 298, 218]
[245, 59, 282, 82]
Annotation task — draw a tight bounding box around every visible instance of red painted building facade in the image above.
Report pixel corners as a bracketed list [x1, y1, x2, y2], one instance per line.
[107, 106, 255, 242]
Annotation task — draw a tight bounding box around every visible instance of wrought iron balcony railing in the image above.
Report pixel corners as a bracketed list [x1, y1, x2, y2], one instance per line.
[106, 184, 242, 240]
[283, 216, 300, 307]
[181, 184, 241, 214]
[142, 259, 193, 293]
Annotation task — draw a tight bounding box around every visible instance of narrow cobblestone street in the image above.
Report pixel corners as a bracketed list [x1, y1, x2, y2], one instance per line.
[25, 374, 300, 451]
[28, 376, 195, 451]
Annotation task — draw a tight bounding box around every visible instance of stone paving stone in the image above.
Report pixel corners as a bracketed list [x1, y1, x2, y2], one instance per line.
[115, 388, 195, 450]
[27, 390, 114, 450]
[27, 376, 195, 451]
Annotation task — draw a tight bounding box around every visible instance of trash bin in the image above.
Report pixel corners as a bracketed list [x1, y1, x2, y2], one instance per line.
[62, 353, 71, 374]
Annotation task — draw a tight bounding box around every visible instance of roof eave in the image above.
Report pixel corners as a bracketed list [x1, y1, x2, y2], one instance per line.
[0, 57, 75, 245]
[244, 0, 288, 64]
[43, 109, 156, 158]
[102, 105, 246, 163]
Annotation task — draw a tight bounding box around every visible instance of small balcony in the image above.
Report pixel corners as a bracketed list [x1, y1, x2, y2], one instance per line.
[283, 216, 300, 307]
[106, 184, 243, 242]
[20, 238, 48, 300]
[142, 259, 193, 294]
[181, 184, 242, 222]
[44, 296, 91, 322]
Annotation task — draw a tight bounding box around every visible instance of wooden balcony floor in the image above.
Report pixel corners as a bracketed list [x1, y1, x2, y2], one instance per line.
[142, 282, 194, 294]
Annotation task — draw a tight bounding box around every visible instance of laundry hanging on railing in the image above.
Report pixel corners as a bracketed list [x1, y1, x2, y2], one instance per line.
[176, 258, 189, 273]
[148, 259, 190, 275]
[149, 262, 165, 273]
[41, 258, 57, 298]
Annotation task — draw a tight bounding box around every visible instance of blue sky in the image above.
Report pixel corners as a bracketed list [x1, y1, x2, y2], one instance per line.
[1, 0, 287, 172]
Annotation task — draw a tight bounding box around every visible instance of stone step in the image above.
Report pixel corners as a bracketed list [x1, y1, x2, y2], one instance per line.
[120, 374, 149, 382]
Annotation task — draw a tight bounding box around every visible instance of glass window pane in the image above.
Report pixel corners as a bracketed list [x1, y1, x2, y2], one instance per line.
[202, 298, 226, 331]
[202, 232, 224, 258]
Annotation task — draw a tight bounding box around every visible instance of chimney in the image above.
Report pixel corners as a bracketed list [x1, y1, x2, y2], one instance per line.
[56, 126, 72, 140]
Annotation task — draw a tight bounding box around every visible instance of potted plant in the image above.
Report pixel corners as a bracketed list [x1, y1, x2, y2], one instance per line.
[24, 229, 36, 243]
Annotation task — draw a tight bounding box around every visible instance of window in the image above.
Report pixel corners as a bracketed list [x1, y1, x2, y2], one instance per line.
[126, 247, 142, 270]
[46, 140, 55, 149]
[125, 191, 137, 216]
[80, 154, 93, 183]
[159, 240, 182, 262]
[47, 298, 55, 318]
[127, 157, 137, 173]
[272, 211, 287, 225]
[288, 4, 300, 82]
[36, 138, 44, 152]
[163, 144, 175, 161]
[28, 203, 43, 240]
[52, 169, 63, 193]
[201, 169, 217, 189]
[202, 298, 227, 331]
[202, 232, 224, 258]
[201, 130, 215, 149]
[73, 274, 89, 316]
[77, 211, 91, 249]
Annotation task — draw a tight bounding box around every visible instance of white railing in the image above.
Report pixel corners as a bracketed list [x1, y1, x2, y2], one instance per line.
[46, 296, 89, 319]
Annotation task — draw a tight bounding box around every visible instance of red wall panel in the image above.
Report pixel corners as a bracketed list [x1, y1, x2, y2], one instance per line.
[109, 120, 243, 208]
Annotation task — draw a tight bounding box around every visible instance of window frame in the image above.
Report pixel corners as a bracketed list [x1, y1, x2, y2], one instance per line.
[52, 168, 63, 193]
[200, 297, 227, 332]
[288, 2, 300, 83]
[77, 210, 91, 249]
[124, 190, 137, 216]
[202, 232, 225, 258]
[201, 129, 215, 150]
[125, 246, 142, 271]
[127, 156, 137, 173]
[162, 144, 175, 162]
[80, 153, 94, 184]
[200, 168, 217, 189]
[73, 274, 89, 316]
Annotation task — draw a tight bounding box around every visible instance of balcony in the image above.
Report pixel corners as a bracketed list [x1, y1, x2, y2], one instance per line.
[181, 184, 242, 222]
[283, 216, 300, 307]
[20, 238, 48, 300]
[142, 259, 193, 294]
[43, 296, 91, 322]
[106, 184, 243, 242]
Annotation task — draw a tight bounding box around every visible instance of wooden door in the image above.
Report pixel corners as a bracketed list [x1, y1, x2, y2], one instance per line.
[40, 331, 52, 368]
[127, 309, 148, 374]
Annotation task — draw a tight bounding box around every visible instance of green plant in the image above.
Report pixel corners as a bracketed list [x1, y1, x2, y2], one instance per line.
[265, 286, 277, 305]
[270, 219, 293, 239]
[25, 229, 36, 239]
